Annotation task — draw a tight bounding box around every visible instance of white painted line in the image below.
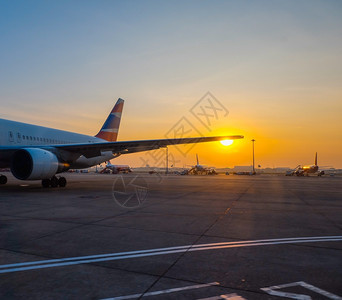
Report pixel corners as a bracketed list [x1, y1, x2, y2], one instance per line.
[0, 244, 195, 269]
[0, 236, 341, 274]
[262, 288, 311, 300]
[101, 282, 219, 300]
[1, 235, 339, 269]
[197, 293, 246, 300]
[299, 282, 342, 300]
[261, 281, 342, 300]
[1, 238, 341, 274]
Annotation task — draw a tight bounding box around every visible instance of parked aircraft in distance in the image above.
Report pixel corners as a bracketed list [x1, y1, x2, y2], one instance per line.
[287, 153, 325, 176]
[0, 98, 243, 187]
[186, 154, 217, 175]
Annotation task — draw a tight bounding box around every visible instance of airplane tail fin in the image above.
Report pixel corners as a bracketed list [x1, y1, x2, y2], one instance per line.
[95, 98, 124, 142]
[196, 154, 199, 165]
[315, 152, 317, 166]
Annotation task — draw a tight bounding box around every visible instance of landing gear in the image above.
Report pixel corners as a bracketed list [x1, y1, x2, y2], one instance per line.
[42, 176, 67, 188]
[42, 179, 50, 188]
[0, 175, 7, 185]
[58, 177, 67, 187]
[50, 176, 59, 188]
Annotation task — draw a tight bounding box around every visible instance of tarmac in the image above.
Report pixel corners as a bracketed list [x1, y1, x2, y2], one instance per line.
[0, 173, 341, 299]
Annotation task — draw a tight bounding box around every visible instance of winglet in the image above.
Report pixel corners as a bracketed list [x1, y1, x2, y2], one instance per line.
[95, 98, 124, 142]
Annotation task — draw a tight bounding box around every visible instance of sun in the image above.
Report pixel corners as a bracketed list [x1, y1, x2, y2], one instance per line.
[220, 139, 234, 146]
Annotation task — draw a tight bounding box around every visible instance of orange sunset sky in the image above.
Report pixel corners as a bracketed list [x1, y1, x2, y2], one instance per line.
[1, 1, 341, 168]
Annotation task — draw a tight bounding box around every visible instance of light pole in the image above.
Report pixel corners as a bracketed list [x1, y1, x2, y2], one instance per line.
[165, 146, 169, 175]
[251, 139, 255, 174]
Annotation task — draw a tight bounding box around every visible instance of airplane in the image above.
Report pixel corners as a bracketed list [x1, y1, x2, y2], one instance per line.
[0, 98, 244, 187]
[187, 154, 217, 175]
[291, 152, 325, 176]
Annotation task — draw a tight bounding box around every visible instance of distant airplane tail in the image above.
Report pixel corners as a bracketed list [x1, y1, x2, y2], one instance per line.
[196, 153, 199, 165]
[95, 98, 124, 142]
[315, 152, 317, 166]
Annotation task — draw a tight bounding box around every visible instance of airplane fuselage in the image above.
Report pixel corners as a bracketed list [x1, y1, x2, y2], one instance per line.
[0, 118, 114, 169]
[302, 165, 319, 173]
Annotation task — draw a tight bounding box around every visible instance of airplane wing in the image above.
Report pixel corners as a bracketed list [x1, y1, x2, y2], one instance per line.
[53, 135, 244, 158]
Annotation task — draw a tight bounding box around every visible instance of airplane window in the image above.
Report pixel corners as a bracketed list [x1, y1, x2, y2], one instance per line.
[16, 133, 22, 143]
[30, 136, 32, 140]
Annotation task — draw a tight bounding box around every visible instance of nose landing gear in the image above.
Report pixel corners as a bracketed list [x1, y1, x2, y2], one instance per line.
[42, 176, 67, 188]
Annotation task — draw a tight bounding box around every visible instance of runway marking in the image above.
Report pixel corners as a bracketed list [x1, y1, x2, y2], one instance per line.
[261, 281, 342, 299]
[0, 236, 341, 274]
[100, 282, 219, 300]
[197, 293, 246, 300]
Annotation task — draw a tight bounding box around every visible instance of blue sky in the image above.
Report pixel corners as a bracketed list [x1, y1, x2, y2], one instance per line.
[1, 1, 342, 167]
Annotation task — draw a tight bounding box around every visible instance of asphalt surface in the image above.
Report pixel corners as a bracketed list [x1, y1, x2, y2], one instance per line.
[0, 173, 341, 299]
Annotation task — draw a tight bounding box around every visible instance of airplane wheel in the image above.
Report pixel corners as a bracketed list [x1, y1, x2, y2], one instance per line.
[0, 175, 7, 185]
[58, 177, 67, 188]
[50, 176, 59, 188]
[42, 179, 51, 188]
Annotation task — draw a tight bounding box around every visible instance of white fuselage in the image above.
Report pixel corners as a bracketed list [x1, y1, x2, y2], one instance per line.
[0, 118, 115, 169]
[302, 164, 319, 173]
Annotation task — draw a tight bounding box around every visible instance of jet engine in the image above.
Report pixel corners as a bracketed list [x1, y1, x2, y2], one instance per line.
[11, 148, 68, 180]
